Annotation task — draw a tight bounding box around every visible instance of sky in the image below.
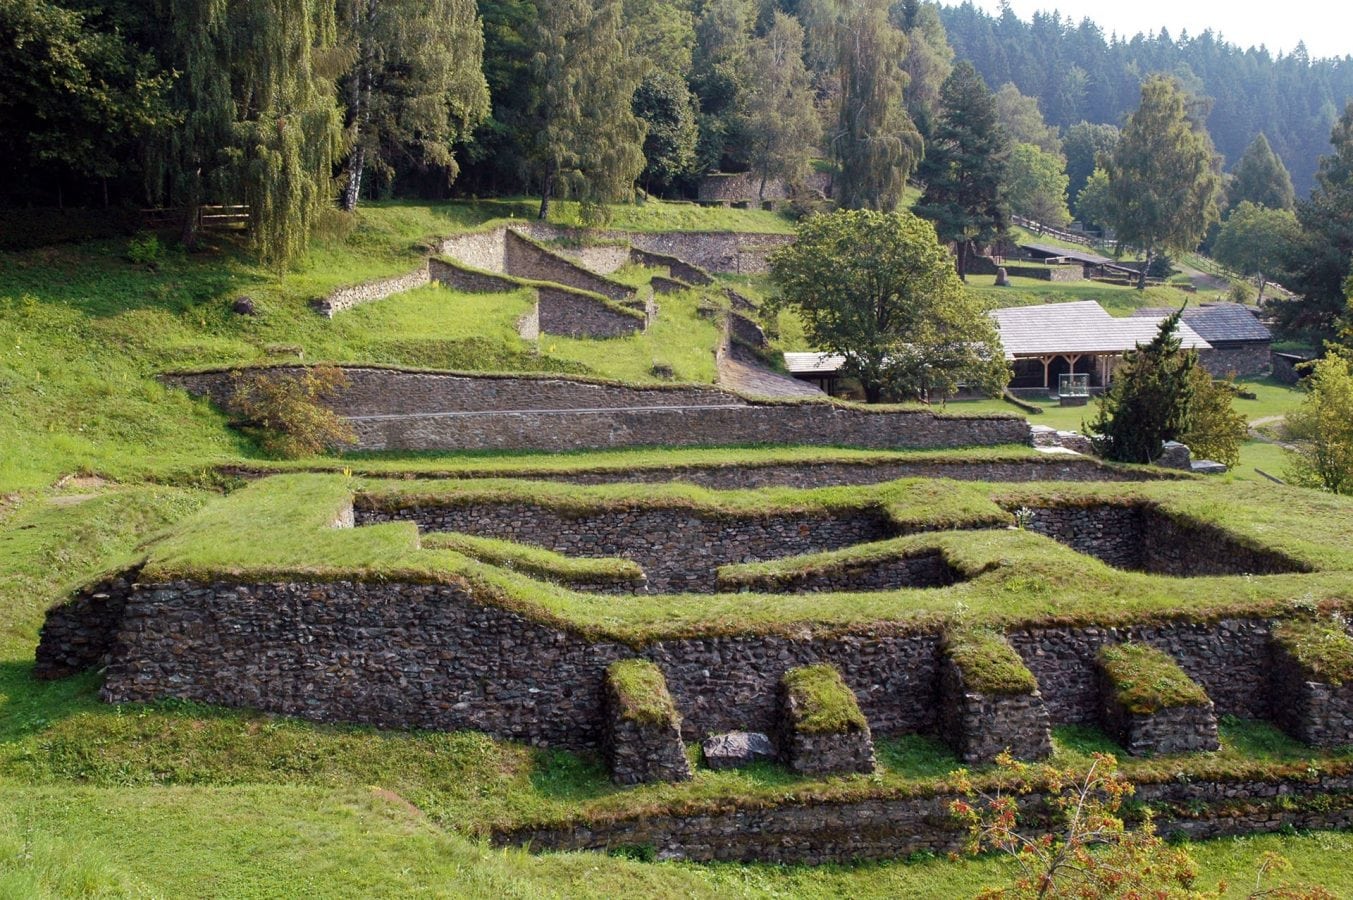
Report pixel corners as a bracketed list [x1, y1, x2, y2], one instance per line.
[968, 1, 1353, 59]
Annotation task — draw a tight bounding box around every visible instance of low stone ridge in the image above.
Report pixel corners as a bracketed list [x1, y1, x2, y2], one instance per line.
[701, 732, 775, 770]
[629, 247, 714, 285]
[1013, 502, 1308, 577]
[1269, 620, 1353, 748]
[604, 660, 692, 785]
[312, 267, 431, 317]
[729, 310, 768, 349]
[650, 275, 692, 295]
[779, 664, 876, 776]
[1097, 643, 1219, 756]
[495, 770, 1353, 864]
[716, 547, 961, 594]
[937, 629, 1052, 764]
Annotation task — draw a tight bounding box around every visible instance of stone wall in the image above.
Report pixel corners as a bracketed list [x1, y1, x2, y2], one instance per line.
[312, 267, 431, 317]
[1015, 503, 1307, 576]
[494, 773, 1353, 864]
[436, 229, 506, 272]
[1199, 343, 1272, 379]
[650, 275, 691, 295]
[356, 500, 894, 593]
[33, 570, 139, 679]
[629, 248, 713, 285]
[536, 285, 645, 338]
[427, 258, 520, 294]
[1269, 643, 1353, 748]
[729, 311, 768, 349]
[718, 550, 959, 594]
[937, 656, 1053, 764]
[503, 231, 637, 303]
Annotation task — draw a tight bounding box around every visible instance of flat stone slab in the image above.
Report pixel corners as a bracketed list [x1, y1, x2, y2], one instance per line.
[1191, 460, 1228, 475]
[702, 731, 775, 769]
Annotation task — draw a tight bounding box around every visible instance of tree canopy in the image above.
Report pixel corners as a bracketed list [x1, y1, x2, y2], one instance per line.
[1285, 348, 1353, 494]
[1106, 76, 1223, 289]
[1088, 310, 1197, 464]
[1229, 133, 1296, 211]
[1212, 201, 1301, 303]
[1004, 142, 1071, 228]
[736, 12, 819, 201]
[916, 61, 1009, 280]
[768, 209, 1008, 403]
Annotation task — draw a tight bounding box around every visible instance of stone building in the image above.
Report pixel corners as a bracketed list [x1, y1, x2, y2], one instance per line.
[1132, 303, 1272, 377]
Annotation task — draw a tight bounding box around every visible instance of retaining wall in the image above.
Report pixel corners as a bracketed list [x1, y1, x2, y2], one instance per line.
[312, 268, 431, 317]
[536, 285, 645, 338]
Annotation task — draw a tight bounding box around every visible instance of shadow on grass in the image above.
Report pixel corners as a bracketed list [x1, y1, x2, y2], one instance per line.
[0, 660, 104, 743]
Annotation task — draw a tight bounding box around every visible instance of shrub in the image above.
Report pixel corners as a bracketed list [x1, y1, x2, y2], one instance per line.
[1285, 349, 1353, 494]
[126, 231, 164, 268]
[228, 366, 357, 458]
[1181, 368, 1247, 468]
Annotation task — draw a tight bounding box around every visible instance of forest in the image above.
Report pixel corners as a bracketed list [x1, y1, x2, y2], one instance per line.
[3, 0, 1352, 341]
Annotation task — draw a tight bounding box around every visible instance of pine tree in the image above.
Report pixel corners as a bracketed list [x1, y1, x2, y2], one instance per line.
[827, 0, 922, 211]
[151, 0, 344, 268]
[737, 12, 820, 201]
[1229, 133, 1296, 211]
[1088, 309, 1197, 464]
[1106, 76, 1222, 289]
[915, 61, 1009, 280]
[339, 0, 490, 211]
[529, 0, 646, 221]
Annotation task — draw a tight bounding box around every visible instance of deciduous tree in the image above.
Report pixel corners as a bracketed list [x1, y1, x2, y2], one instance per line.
[1062, 121, 1118, 205]
[825, 0, 922, 211]
[1285, 348, 1353, 495]
[1074, 166, 1112, 232]
[528, 0, 646, 221]
[916, 61, 1009, 280]
[339, 0, 489, 211]
[993, 82, 1061, 156]
[1212, 201, 1301, 303]
[1106, 76, 1223, 289]
[736, 12, 820, 201]
[768, 209, 1009, 403]
[1182, 368, 1247, 468]
[1004, 142, 1070, 228]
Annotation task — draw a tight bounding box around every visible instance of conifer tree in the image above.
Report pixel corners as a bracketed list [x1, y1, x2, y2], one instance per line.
[529, 0, 646, 221]
[826, 0, 922, 211]
[153, 0, 344, 267]
[339, 0, 490, 211]
[1105, 76, 1222, 289]
[737, 12, 820, 201]
[915, 61, 1009, 280]
[1229, 133, 1296, 211]
[1088, 310, 1197, 464]
[690, 0, 755, 173]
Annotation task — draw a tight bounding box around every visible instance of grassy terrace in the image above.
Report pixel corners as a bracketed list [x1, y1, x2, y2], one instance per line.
[126, 473, 1353, 642]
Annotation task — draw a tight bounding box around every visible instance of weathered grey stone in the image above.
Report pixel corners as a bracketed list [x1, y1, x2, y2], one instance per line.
[1157, 441, 1192, 470]
[1270, 642, 1353, 749]
[936, 656, 1052, 764]
[1191, 460, 1228, 475]
[701, 732, 775, 769]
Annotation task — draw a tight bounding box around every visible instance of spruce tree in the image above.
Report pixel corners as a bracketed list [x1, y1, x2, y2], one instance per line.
[1088, 310, 1197, 464]
[339, 0, 490, 211]
[1229, 133, 1296, 211]
[737, 12, 820, 201]
[915, 61, 1009, 280]
[152, 0, 344, 268]
[529, 0, 646, 221]
[827, 0, 922, 211]
[1105, 76, 1222, 289]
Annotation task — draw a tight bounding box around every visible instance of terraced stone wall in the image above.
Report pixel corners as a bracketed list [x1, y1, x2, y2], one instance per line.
[312, 268, 431, 317]
[536, 285, 645, 338]
[355, 500, 893, 592]
[503, 231, 636, 303]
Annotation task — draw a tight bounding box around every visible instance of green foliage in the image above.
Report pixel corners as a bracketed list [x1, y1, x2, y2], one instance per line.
[1181, 369, 1247, 469]
[607, 659, 679, 727]
[1229, 133, 1296, 211]
[1073, 166, 1112, 232]
[632, 70, 699, 194]
[781, 664, 868, 735]
[736, 12, 820, 201]
[338, 0, 490, 210]
[1097, 643, 1210, 715]
[1275, 102, 1353, 344]
[1062, 122, 1119, 205]
[151, 0, 344, 268]
[1285, 349, 1353, 494]
[1212, 201, 1301, 302]
[1088, 311, 1196, 464]
[1272, 619, 1353, 686]
[894, 0, 953, 139]
[1106, 76, 1223, 288]
[529, 0, 646, 220]
[689, 0, 755, 172]
[124, 232, 164, 268]
[769, 209, 1009, 402]
[916, 61, 1010, 278]
[826, 0, 922, 211]
[227, 365, 358, 459]
[1003, 142, 1071, 228]
[944, 628, 1037, 696]
[992, 82, 1061, 156]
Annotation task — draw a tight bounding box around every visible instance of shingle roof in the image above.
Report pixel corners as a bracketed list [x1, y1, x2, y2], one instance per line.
[783, 351, 846, 375]
[990, 301, 1211, 359]
[1130, 303, 1272, 343]
[1019, 243, 1114, 266]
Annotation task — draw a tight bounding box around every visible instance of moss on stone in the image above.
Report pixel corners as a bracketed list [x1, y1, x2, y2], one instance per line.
[944, 628, 1038, 696]
[607, 660, 679, 728]
[1273, 619, 1353, 686]
[1098, 643, 1211, 715]
[781, 664, 868, 735]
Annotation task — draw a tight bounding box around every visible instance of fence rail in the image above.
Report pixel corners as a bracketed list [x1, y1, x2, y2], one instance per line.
[140, 205, 250, 231]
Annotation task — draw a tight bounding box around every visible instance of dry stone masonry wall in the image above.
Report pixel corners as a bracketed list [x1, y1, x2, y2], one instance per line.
[312, 268, 431, 317]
